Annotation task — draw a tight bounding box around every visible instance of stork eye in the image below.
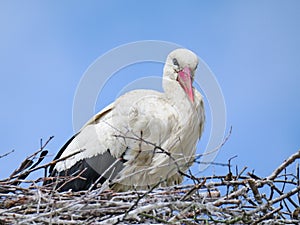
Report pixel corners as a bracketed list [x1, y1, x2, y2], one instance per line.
[172, 58, 179, 66]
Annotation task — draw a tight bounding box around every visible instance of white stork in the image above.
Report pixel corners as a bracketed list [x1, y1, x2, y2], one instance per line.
[47, 48, 205, 191]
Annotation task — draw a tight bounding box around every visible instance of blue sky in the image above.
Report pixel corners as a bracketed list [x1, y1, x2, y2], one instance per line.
[1, 1, 300, 181]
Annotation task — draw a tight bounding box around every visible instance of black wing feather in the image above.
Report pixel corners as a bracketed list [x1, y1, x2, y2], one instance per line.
[48, 133, 78, 174]
[45, 133, 125, 191]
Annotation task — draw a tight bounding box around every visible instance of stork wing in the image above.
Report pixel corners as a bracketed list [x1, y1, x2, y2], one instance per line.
[46, 102, 124, 191]
[48, 89, 179, 191]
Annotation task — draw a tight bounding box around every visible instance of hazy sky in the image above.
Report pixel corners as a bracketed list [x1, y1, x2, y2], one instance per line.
[1, 1, 300, 181]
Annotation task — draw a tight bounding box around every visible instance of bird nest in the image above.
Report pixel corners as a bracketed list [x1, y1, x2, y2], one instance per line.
[0, 137, 300, 224]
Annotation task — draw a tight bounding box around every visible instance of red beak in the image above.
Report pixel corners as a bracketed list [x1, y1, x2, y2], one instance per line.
[177, 66, 194, 103]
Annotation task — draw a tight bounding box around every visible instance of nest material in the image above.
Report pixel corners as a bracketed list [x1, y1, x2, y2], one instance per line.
[0, 137, 300, 224]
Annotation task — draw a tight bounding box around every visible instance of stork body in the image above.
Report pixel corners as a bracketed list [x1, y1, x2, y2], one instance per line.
[48, 49, 205, 191]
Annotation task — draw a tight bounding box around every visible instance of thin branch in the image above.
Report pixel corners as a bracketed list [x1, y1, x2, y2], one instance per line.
[251, 206, 282, 225]
[0, 149, 15, 159]
[267, 149, 300, 180]
[1, 148, 84, 184]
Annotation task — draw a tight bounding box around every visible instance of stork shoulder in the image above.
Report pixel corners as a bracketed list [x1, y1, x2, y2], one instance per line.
[81, 102, 115, 131]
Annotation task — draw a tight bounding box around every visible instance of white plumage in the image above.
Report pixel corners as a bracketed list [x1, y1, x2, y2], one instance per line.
[48, 48, 205, 191]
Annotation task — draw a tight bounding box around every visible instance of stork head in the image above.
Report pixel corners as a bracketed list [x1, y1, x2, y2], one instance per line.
[163, 48, 199, 103]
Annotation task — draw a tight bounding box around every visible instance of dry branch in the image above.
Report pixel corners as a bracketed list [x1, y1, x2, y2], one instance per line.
[0, 150, 15, 159]
[267, 149, 300, 180]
